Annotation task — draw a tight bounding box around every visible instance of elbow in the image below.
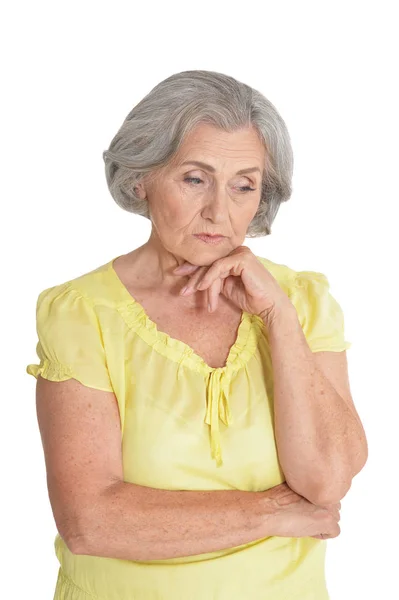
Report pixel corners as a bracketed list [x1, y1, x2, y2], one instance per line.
[287, 469, 354, 506]
[56, 514, 94, 556]
[286, 442, 368, 506]
[69, 519, 101, 556]
[309, 478, 352, 505]
[317, 443, 369, 505]
[67, 531, 92, 556]
[289, 481, 352, 506]
[305, 444, 369, 505]
[352, 442, 369, 476]
[310, 465, 356, 505]
[61, 486, 121, 557]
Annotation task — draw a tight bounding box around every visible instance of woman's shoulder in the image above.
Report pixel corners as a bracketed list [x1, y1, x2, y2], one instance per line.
[255, 254, 329, 294]
[255, 254, 296, 292]
[36, 257, 119, 308]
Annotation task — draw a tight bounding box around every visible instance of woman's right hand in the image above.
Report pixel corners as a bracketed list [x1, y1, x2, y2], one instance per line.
[264, 482, 341, 539]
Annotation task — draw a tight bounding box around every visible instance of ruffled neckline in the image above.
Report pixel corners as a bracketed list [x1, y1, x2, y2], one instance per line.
[106, 256, 263, 377]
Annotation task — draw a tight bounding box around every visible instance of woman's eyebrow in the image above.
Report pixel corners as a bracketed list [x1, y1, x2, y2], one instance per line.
[180, 160, 261, 175]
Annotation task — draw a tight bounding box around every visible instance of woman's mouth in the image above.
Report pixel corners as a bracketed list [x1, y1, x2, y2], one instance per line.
[193, 234, 226, 245]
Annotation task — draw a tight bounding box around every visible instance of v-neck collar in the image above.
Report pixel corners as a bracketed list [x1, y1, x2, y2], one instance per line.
[106, 255, 263, 378]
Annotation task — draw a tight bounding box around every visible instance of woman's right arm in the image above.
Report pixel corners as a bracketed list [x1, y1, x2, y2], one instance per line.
[36, 376, 340, 562]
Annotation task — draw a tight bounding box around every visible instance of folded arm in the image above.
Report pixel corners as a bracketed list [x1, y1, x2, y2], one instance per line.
[264, 303, 368, 505]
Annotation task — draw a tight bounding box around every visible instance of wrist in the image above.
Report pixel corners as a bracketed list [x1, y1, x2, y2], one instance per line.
[259, 297, 297, 328]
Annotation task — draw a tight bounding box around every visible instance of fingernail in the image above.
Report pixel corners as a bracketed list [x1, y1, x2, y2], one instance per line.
[208, 303, 212, 312]
[180, 286, 189, 295]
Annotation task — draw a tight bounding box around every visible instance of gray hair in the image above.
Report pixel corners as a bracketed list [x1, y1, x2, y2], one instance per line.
[102, 70, 294, 237]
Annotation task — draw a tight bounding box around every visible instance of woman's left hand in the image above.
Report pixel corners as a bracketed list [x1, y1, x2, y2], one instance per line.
[173, 246, 291, 322]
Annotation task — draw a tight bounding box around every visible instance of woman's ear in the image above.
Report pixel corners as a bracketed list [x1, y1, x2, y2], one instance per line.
[133, 183, 147, 200]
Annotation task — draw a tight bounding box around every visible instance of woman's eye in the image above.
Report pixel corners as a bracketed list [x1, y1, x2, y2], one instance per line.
[184, 177, 256, 193]
[184, 177, 203, 185]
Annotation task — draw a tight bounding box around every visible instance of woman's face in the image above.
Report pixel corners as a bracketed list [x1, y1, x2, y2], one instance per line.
[137, 123, 266, 266]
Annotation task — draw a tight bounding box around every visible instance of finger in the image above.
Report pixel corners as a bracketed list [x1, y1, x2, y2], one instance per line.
[207, 279, 222, 313]
[197, 268, 231, 291]
[173, 263, 201, 274]
[180, 266, 208, 295]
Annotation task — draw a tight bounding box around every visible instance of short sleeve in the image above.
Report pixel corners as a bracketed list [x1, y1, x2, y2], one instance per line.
[288, 270, 352, 352]
[26, 283, 114, 392]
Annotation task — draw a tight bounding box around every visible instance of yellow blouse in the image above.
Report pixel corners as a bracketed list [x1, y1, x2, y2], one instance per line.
[26, 254, 351, 600]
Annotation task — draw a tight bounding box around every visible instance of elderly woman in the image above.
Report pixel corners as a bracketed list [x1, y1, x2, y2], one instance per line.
[26, 69, 368, 600]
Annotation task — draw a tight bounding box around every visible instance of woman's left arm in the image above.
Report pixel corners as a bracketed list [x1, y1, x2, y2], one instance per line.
[173, 247, 368, 505]
[265, 304, 368, 506]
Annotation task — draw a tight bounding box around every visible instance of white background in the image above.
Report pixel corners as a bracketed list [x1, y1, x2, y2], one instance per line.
[2, 1, 397, 598]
